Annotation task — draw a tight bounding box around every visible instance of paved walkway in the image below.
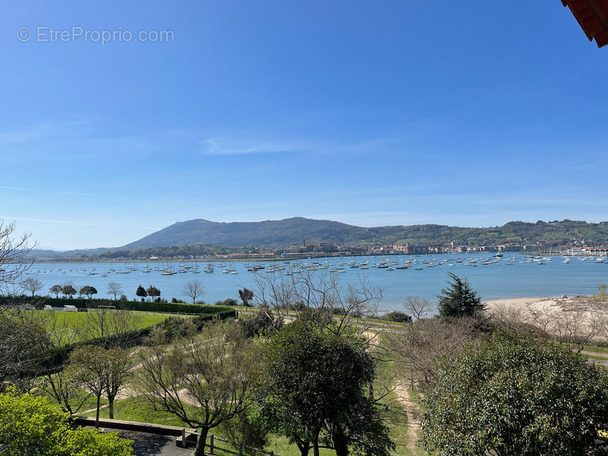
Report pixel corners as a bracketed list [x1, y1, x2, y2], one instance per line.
[112, 430, 193, 456]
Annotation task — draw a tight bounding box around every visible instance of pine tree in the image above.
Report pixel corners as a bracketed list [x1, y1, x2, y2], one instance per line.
[437, 273, 484, 318]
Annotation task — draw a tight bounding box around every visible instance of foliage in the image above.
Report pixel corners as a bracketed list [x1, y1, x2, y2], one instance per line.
[62, 283, 77, 298]
[239, 288, 254, 306]
[420, 330, 608, 456]
[79, 285, 98, 298]
[0, 387, 133, 456]
[383, 311, 411, 323]
[239, 307, 283, 338]
[145, 315, 197, 344]
[137, 321, 258, 456]
[3, 295, 237, 317]
[146, 285, 161, 300]
[254, 320, 394, 456]
[135, 284, 147, 301]
[215, 298, 239, 306]
[0, 307, 51, 389]
[49, 284, 63, 298]
[69, 344, 133, 424]
[437, 272, 484, 318]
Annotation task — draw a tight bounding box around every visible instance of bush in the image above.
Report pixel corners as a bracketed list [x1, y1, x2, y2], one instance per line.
[383, 311, 412, 323]
[215, 298, 238, 306]
[421, 330, 608, 455]
[0, 387, 133, 455]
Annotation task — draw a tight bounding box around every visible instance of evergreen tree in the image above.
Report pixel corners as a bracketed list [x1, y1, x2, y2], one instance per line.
[135, 285, 147, 302]
[437, 273, 484, 318]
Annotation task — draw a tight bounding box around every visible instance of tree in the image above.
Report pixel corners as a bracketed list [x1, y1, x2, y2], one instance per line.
[21, 276, 43, 297]
[0, 307, 51, 389]
[79, 285, 97, 299]
[49, 284, 63, 298]
[135, 284, 147, 301]
[0, 220, 35, 295]
[106, 282, 123, 300]
[78, 308, 141, 349]
[437, 272, 484, 318]
[254, 320, 393, 456]
[386, 316, 481, 391]
[62, 283, 77, 299]
[0, 387, 133, 455]
[404, 296, 431, 321]
[239, 288, 254, 307]
[420, 330, 608, 455]
[183, 280, 204, 304]
[42, 312, 91, 415]
[102, 348, 132, 420]
[146, 285, 161, 301]
[69, 345, 108, 428]
[137, 321, 257, 456]
[68, 345, 132, 425]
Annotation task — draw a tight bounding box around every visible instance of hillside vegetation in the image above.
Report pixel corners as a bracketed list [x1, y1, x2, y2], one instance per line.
[32, 218, 608, 260]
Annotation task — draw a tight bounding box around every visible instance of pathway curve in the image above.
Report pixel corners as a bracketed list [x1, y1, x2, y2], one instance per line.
[393, 381, 422, 455]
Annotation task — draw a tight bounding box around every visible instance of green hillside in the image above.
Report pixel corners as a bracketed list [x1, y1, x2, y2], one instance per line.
[121, 218, 608, 249]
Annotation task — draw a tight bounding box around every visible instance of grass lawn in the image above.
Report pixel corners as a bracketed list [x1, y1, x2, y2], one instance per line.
[37, 310, 171, 345]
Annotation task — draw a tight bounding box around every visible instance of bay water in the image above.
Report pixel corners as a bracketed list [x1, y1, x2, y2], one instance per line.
[22, 253, 608, 314]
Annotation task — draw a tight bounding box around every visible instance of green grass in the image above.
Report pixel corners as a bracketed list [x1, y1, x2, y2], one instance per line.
[79, 396, 188, 427]
[37, 310, 170, 345]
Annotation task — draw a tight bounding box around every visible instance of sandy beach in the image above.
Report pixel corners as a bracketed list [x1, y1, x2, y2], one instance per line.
[485, 295, 594, 315]
[484, 295, 608, 342]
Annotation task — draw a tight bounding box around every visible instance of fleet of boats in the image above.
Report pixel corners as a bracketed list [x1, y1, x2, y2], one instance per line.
[25, 253, 608, 280]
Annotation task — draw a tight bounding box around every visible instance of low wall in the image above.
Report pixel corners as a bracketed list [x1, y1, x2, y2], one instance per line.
[73, 416, 195, 437]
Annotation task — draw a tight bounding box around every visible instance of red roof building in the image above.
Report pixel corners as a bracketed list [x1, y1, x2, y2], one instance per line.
[562, 0, 608, 47]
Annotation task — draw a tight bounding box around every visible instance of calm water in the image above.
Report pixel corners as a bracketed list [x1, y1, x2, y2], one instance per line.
[21, 253, 608, 313]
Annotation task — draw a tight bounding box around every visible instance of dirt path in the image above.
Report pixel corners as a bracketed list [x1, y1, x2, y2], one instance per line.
[393, 382, 422, 455]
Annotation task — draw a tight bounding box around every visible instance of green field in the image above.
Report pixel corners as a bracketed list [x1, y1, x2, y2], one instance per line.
[33, 310, 170, 345]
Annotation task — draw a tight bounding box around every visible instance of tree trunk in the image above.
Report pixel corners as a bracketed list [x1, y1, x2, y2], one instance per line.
[193, 427, 209, 456]
[313, 431, 320, 456]
[95, 394, 101, 428]
[331, 425, 349, 456]
[108, 397, 114, 419]
[296, 441, 310, 456]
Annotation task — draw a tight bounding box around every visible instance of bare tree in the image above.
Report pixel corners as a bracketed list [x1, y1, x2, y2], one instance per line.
[404, 296, 431, 321]
[253, 270, 384, 336]
[0, 220, 36, 295]
[21, 276, 43, 297]
[183, 280, 204, 304]
[106, 282, 123, 300]
[386, 317, 482, 391]
[41, 312, 91, 414]
[137, 321, 257, 456]
[0, 307, 51, 390]
[78, 308, 141, 349]
[69, 345, 108, 428]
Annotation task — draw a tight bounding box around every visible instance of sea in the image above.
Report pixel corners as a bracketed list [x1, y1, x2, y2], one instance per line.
[20, 253, 608, 314]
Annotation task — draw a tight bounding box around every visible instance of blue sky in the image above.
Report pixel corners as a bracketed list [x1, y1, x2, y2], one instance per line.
[1, 1, 607, 250]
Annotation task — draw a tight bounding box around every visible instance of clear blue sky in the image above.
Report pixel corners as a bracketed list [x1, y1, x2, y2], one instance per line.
[1, 1, 607, 250]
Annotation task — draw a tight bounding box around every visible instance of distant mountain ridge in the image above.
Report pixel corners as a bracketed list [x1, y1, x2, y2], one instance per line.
[119, 217, 608, 250]
[121, 217, 365, 249]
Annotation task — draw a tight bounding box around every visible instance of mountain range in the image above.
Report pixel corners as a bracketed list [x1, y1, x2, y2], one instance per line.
[121, 217, 608, 250]
[31, 218, 608, 259]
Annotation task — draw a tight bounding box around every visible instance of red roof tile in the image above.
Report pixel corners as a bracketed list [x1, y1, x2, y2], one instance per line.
[562, 0, 608, 47]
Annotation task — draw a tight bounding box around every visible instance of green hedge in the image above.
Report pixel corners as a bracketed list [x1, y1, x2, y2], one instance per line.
[0, 296, 236, 317]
